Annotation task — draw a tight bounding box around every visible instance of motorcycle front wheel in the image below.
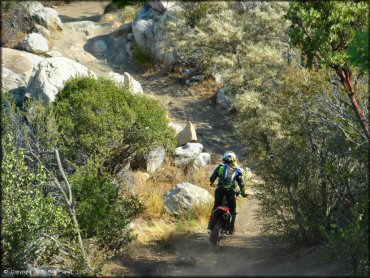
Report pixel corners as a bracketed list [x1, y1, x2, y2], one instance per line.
[209, 220, 222, 245]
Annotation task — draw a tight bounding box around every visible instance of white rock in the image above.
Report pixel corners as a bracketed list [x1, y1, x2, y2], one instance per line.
[92, 40, 107, 54]
[163, 182, 213, 215]
[148, 1, 177, 12]
[193, 153, 211, 168]
[22, 33, 49, 54]
[107, 71, 143, 95]
[27, 57, 96, 104]
[132, 2, 181, 68]
[177, 121, 197, 146]
[216, 88, 235, 109]
[22, 1, 63, 31]
[174, 143, 203, 166]
[146, 147, 166, 173]
[123, 72, 144, 95]
[169, 122, 184, 134]
[126, 42, 134, 58]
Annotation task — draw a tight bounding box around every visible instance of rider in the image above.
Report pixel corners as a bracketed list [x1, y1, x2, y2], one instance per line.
[207, 151, 247, 234]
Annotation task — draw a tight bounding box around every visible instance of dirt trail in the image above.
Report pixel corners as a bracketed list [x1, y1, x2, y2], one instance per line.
[52, 2, 347, 276]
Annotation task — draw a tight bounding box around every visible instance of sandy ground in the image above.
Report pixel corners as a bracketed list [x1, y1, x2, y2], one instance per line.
[52, 2, 349, 276]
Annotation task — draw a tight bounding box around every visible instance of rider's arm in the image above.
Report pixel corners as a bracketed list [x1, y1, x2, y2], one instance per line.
[235, 170, 246, 195]
[210, 165, 221, 184]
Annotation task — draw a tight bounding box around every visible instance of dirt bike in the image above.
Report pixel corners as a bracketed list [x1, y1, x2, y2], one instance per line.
[209, 191, 241, 246]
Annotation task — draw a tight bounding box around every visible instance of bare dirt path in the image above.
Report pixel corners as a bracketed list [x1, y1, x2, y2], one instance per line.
[53, 2, 348, 276]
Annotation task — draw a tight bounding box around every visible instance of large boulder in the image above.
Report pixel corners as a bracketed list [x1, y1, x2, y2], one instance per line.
[22, 33, 49, 54]
[177, 121, 197, 146]
[27, 57, 96, 104]
[107, 71, 144, 95]
[146, 147, 166, 173]
[21, 1, 63, 31]
[2, 47, 44, 85]
[169, 122, 184, 134]
[216, 88, 235, 109]
[193, 152, 211, 168]
[174, 143, 203, 166]
[163, 182, 213, 215]
[132, 1, 181, 68]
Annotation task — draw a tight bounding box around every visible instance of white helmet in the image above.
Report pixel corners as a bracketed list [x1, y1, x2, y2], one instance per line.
[222, 151, 237, 164]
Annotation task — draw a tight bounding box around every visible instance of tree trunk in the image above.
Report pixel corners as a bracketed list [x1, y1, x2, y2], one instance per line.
[335, 68, 370, 140]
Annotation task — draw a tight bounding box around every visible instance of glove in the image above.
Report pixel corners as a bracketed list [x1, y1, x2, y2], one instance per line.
[240, 188, 247, 198]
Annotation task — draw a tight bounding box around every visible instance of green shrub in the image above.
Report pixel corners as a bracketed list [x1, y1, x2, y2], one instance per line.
[2, 134, 74, 268]
[52, 76, 176, 168]
[71, 159, 144, 246]
[133, 46, 153, 68]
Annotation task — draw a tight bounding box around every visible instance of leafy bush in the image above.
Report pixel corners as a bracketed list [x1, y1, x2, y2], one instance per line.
[52, 76, 176, 168]
[2, 134, 74, 268]
[71, 159, 144, 246]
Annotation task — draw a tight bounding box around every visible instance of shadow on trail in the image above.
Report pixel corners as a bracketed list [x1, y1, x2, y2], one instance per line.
[108, 233, 294, 276]
[59, 14, 101, 23]
[83, 32, 144, 74]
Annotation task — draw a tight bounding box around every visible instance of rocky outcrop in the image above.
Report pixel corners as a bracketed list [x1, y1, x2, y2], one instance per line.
[177, 121, 197, 146]
[146, 147, 166, 173]
[21, 1, 63, 32]
[174, 143, 203, 166]
[216, 88, 235, 109]
[27, 57, 96, 104]
[163, 182, 213, 215]
[193, 153, 211, 168]
[22, 33, 49, 54]
[107, 71, 144, 95]
[132, 1, 181, 68]
[169, 122, 184, 134]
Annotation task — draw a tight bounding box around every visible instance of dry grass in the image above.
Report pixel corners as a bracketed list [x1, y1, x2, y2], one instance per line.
[126, 157, 215, 243]
[191, 77, 223, 100]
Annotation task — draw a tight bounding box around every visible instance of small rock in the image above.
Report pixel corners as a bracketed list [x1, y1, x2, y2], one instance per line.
[22, 33, 49, 54]
[92, 40, 107, 54]
[177, 121, 197, 146]
[193, 152, 211, 168]
[127, 33, 135, 41]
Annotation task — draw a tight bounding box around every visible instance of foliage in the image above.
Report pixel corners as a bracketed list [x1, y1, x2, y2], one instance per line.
[52, 76, 176, 168]
[71, 159, 144, 246]
[133, 46, 153, 68]
[164, 1, 289, 97]
[236, 61, 368, 272]
[323, 198, 369, 274]
[2, 134, 74, 268]
[346, 28, 369, 72]
[286, 1, 368, 68]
